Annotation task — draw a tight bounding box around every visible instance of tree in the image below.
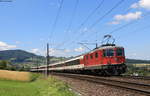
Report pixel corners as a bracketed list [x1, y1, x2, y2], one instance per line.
[0, 60, 8, 69]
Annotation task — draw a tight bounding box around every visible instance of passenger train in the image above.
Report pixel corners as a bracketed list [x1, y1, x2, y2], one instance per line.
[31, 36, 127, 76]
[31, 35, 127, 75]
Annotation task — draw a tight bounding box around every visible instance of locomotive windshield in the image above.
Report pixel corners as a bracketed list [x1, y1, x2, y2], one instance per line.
[103, 49, 114, 57]
[116, 48, 124, 56]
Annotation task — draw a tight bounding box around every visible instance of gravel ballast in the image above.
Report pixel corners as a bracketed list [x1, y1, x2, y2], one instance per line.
[52, 75, 147, 96]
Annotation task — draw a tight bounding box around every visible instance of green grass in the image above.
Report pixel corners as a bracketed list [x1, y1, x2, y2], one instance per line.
[0, 80, 39, 96]
[0, 74, 77, 96]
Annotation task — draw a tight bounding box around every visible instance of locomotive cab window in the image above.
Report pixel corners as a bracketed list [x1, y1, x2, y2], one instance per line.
[103, 49, 114, 57]
[116, 48, 124, 56]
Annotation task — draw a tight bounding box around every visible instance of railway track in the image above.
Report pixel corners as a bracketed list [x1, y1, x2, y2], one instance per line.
[120, 75, 150, 80]
[52, 73, 150, 96]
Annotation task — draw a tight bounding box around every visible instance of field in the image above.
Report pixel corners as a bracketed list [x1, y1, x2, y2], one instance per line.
[0, 70, 76, 96]
[132, 63, 150, 67]
[0, 70, 30, 81]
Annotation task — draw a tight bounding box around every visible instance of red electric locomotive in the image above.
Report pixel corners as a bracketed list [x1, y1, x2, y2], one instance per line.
[81, 44, 126, 75]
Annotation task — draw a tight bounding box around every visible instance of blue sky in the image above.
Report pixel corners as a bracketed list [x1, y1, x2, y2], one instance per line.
[0, 0, 150, 60]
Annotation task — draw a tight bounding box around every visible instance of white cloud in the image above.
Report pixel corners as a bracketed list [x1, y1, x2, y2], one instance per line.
[131, 0, 150, 10]
[30, 48, 72, 57]
[115, 11, 142, 21]
[140, 0, 150, 9]
[31, 48, 39, 54]
[49, 48, 56, 54]
[30, 48, 46, 56]
[126, 52, 150, 60]
[0, 41, 16, 50]
[74, 47, 85, 52]
[49, 48, 71, 57]
[64, 49, 71, 53]
[131, 3, 139, 9]
[109, 11, 142, 25]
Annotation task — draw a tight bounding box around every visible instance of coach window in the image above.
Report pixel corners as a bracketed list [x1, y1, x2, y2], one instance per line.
[90, 54, 93, 59]
[66, 62, 69, 66]
[95, 52, 98, 58]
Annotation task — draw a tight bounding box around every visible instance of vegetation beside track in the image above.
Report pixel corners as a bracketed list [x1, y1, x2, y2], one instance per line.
[0, 70, 76, 96]
[124, 64, 150, 76]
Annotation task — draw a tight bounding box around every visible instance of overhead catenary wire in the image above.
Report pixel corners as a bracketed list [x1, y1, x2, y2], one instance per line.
[92, 11, 150, 45]
[89, 0, 125, 29]
[82, 2, 136, 42]
[49, 0, 64, 43]
[59, 0, 105, 48]
[81, 0, 125, 40]
[65, 0, 79, 36]
[46, 0, 64, 65]
[56, 0, 79, 48]
[76, 0, 105, 31]
[63, 0, 125, 49]
[91, 11, 150, 45]
[108, 11, 150, 35]
[117, 23, 150, 40]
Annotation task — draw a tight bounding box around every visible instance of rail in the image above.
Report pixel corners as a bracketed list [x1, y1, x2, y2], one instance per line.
[52, 73, 150, 96]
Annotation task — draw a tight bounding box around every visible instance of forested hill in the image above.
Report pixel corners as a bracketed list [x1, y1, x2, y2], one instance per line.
[0, 50, 43, 62]
[126, 59, 150, 64]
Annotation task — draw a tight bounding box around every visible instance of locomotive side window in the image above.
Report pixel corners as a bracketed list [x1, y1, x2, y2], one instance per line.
[103, 50, 106, 57]
[90, 54, 93, 59]
[116, 48, 124, 56]
[95, 52, 98, 58]
[103, 49, 114, 57]
[86, 55, 88, 59]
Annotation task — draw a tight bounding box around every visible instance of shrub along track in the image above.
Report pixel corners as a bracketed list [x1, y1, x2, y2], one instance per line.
[51, 73, 150, 96]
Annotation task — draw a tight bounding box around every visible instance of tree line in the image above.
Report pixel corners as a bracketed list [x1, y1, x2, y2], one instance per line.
[0, 60, 30, 71]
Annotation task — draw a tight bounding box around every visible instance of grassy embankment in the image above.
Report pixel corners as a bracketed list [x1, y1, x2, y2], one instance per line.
[0, 70, 76, 96]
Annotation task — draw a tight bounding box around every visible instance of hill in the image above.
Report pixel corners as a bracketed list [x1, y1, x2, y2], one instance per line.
[0, 50, 66, 70]
[0, 50, 39, 62]
[0, 50, 65, 63]
[0, 50, 46, 70]
[126, 58, 150, 64]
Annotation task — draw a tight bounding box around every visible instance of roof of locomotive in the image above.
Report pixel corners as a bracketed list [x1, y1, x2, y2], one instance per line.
[85, 44, 124, 54]
[97, 44, 123, 50]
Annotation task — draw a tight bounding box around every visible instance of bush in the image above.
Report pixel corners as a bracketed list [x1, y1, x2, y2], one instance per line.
[30, 73, 40, 82]
[0, 60, 8, 69]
